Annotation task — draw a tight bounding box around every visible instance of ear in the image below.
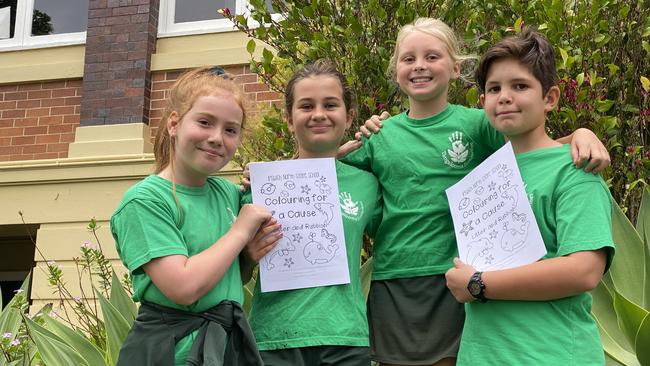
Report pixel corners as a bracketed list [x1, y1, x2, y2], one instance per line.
[167, 111, 180, 137]
[543, 85, 561, 113]
[345, 110, 354, 130]
[451, 62, 461, 80]
[286, 113, 295, 133]
[479, 93, 486, 107]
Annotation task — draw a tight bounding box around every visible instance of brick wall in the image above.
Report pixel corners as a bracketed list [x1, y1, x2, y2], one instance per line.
[149, 65, 283, 141]
[0, 80, 82, 161]
[0, 66, 282, 161]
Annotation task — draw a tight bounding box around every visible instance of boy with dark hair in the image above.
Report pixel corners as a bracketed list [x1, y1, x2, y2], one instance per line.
[445, 29, 615, 365]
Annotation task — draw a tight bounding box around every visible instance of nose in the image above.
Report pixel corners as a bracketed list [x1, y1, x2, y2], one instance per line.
[498, 90, 512, 104]
[413, 59, 425, 71]
[312, 105, 326, 120]
[207, 128, 224, 145]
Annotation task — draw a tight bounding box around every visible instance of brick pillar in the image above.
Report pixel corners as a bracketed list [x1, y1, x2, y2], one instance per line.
[81, 0, 159, 126]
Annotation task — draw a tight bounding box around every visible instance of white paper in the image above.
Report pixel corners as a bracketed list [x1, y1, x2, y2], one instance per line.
[445, 142, 546, 271]
[250, 158, 349, 292]
[0, 7, 10, 39]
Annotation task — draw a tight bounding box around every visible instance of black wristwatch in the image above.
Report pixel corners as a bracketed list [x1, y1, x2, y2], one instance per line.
[467, 271, 488, 303]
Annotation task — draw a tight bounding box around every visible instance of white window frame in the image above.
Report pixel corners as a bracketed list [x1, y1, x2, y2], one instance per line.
[0, 0, 86, 51]
[158, 0, 282, 38]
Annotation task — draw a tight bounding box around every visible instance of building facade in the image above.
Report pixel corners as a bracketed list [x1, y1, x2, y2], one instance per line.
[0, 0, 280, 310]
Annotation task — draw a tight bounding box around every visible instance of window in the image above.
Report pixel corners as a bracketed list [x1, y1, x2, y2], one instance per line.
[0, 0, 87, 51]
[158, 0, 280, 37]
[0, 224, 37, 310]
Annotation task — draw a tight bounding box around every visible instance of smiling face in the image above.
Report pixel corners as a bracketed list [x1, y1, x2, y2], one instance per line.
[395, 31, 460, 114]
[288, 75, 352, 158]
[167, 94, 243, 186]
[481, 58, 559, 147]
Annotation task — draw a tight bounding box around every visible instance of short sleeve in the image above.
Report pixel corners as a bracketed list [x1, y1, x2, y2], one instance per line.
[111, 199, 189, 273]
[365, 186, 383, 239]
[241, 189, 253, 205]
[341, 136, 373, 172]
[555, 181, 615, 267]
[477, 111, 505, 152]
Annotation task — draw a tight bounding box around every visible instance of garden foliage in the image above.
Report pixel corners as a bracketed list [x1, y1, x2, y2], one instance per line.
[226, 0, 649, 223]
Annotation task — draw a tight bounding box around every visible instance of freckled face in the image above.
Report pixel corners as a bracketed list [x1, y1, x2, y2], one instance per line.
[168, 94, 243, 186]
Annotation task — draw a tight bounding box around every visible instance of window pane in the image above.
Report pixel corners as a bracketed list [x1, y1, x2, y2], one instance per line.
[32, 0, 88, 36]
[0, 0, 17, 39]
[175, 0, 234, 23]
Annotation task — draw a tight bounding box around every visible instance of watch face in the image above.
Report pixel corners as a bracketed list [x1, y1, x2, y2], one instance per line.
[468, 281, 481, 295]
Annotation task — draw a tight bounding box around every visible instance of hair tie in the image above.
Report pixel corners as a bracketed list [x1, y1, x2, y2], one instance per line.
[208, 66, 231, 79]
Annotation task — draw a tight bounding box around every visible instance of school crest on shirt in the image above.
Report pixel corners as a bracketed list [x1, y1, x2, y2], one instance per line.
[442, 131, 474, 169]
[339, 191, 364, 221]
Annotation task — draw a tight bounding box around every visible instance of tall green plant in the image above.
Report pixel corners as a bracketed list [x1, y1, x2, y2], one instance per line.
[592, 186, 650, 365]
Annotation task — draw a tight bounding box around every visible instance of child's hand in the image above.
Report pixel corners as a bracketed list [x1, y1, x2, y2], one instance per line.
[232, 204, 273, 243]
[445, 258, 477, 303]
[570, 128, 610, 173]
[356, 111, 391, 139]
[336, 139, 363, 159]
[239, 163, 251, 192]
[243, 218, 282, 263]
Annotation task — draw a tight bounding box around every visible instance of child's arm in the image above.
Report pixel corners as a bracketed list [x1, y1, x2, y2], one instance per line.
[557, 128, 610, 173]
[239, 219, 282, 284]
[143, 204, 275, 305]
[359, 112, 611, 173]
[445, 249, 607, 302]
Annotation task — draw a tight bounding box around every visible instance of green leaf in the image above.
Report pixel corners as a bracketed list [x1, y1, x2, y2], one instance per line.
[514, 17, 523, 33]
[243, 276, 256, 316]
[643, 41, 650, 54]
[24, 316, 89, 366]
[610, 202, 646, 305]
[96, 289, 131, 365]
[607, 64, 619, 77]
[640, 76, 650, 93]
[559, 47, 569, 68]
[593, 281, 635, 358]
[109, 270, 137, 325]
[41, 314, 107, 366]
[0, 273, 30, 341]
[246, 39, 256, 55]
[465, 87, 479, 106]
[262, 48, 274, 63]
[576, 72, 585, 87]
[613, 290, 649, 352]
[597, 99, 615, 113]
[636, 313, 650, 366]
[635, 186, 650, 308]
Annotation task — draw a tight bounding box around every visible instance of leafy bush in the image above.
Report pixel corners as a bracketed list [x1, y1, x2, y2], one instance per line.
[224, 0, 649, 223]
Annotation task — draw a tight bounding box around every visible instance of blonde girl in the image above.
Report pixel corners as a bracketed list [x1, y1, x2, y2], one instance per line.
[111, 67, 280, 366]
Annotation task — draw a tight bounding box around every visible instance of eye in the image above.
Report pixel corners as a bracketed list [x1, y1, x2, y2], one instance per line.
[486, 85, 500, 93]
[198, 119, 211, 126]
[514, 83, 529, 90]
[401, 55, 415, 63]
[225, 127, 240, 135]
[299, 103, 313, 111]
[326, 102, 340, 109]
[426, 54, 439, 61]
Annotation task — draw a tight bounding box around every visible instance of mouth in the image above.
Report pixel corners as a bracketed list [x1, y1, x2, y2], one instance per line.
[198, 147, 223, 157]
[410, 76, 433, 83]
[308, 124, 332, 132]
[496, 110, 520, 116]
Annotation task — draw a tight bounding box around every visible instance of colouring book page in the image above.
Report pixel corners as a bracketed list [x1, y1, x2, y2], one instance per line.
[445, 142, 546, 271]
[250, 158, 349, 292]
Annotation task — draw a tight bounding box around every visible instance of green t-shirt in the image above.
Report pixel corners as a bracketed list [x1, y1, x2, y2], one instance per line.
[458, 145, 615, 366]
[244, 161, 382, 350]
[343, 104, 503, 279]
[111, 175, 244, 364]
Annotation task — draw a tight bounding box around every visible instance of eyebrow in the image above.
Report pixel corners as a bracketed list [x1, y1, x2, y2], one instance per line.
[486, 77, 532, 85]
[195, 112, 242, 125]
